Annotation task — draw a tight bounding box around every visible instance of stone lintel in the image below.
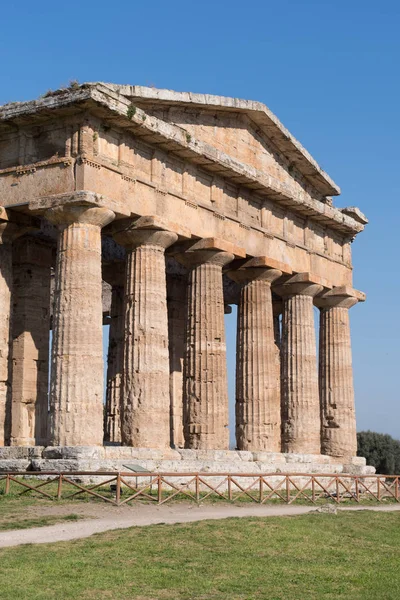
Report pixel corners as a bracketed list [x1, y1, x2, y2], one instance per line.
[315, 286, 366, 309]
[29, 191, 130, 219]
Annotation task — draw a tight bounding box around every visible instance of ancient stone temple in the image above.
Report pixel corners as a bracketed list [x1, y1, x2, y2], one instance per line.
[0, 83, 371, 474]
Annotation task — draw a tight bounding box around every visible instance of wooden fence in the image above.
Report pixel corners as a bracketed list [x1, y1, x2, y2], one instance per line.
[0, 472, 398, 506]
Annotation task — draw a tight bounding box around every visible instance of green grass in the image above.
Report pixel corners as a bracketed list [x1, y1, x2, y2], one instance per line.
[0, 511, 399, 599]
[0, 513, 82, 531]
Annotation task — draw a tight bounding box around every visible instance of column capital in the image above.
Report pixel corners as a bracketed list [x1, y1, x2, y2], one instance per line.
[274, 272, 326, 298]
[113, 216, 188, 250]
[227, 256, 287, 285]
[45, 204, 115, 228]
[315, 286, 366, 309]
[174, 237, 244, 269]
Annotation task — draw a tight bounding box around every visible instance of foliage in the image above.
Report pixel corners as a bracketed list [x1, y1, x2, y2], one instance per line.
[357, 430, 400, 474]
[0, 512, 400, 599]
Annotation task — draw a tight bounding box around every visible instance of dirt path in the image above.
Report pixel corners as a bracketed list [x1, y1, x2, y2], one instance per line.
[1, 503, 399, 548]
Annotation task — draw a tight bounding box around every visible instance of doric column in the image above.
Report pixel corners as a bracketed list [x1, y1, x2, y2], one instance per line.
[228, 257, 284, 452]
[45, 203, 115, 446]
[275, 273, 324, 454]
[316, 287, 365, 459]
[113, 217, 180, 449]
[167, 263, 188, 449]
[176, 238, 242, 450]
[10, 238, 53, 446]
[103, 262, 125, 444]
[0, 220, 24, 446]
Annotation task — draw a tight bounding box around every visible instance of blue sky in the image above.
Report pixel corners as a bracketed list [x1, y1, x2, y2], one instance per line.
[1, 0, 399, 440]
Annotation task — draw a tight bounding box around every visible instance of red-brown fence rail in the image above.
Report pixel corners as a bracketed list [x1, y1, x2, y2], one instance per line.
[0, 472, 398, 506]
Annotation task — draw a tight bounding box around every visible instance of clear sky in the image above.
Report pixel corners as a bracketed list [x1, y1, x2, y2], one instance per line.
[1, 0, 399, 441]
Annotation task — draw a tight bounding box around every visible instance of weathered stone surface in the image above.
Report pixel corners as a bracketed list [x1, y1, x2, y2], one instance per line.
[0, 217, 28, 446]
[0, 459, 30, 471]
[10, 238, 52, 447]
[46, 203, 115, 446]
[176, 240, 238, 450]
[275, 274, 324, 455]
[0, 85, 370, 472]
[114, 219, 180, 448]
[0, 445, 43, 459]
[0, 447, 375, 479]
[316, 287, 364, 459]
[229, 260, 283, 452]
[0, 237, 13, 446]
[42, 446, 104, 460]
[103, 262, 125, 444]
[167, 268, 187, 449]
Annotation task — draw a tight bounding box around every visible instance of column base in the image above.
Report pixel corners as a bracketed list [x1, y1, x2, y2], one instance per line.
[0, 446, 375, 476]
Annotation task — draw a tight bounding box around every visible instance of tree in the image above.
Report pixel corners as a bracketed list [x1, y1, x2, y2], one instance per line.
[357, 431, 400, 474]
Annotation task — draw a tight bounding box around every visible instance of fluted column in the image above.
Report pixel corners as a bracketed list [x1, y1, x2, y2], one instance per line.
[316, 287, 364, 459]
[114, 218, 178, 448]
[275, 273, 324, 454]
[103, 263, 125, 444]
[45, 204, 115, 446]
[228, 258, 283, 451]
[0, 220, 24, 445]
[167, 266, 187, 449]
[176, 239, 237, 450]
[10, 238, 52, 446]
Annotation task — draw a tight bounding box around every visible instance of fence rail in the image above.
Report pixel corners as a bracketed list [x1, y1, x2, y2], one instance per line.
[0, 472, 398, 506]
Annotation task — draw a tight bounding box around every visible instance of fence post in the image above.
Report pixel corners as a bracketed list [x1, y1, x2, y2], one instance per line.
[311, 477, 315, 503]
[195, 475, 200, 504]
[116, 472, 121, 505]
[259, 476, 263, 503]
[228, 475, 232, 501]
[5, 474, 10, 495]
[286, 476, 290, 504]
[377, 477, 381, 501]
[57, 474, 63, 500]
[355, 477, 359, 502]
[157, 476, 162, 504]
[336, 477, 340, 503]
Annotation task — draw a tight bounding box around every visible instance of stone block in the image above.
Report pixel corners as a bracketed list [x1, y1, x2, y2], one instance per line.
[0, 459, 30, 471]
[42, 446, 104, 460]
[252, 452, 286, 464]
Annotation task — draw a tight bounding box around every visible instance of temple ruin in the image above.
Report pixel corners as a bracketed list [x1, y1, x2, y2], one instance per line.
[0, 83, 371, 474]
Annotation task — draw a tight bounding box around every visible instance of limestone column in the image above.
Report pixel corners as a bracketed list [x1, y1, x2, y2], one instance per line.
[176, 238, 239, 450]
[10, 238, 52, 447]
[113, 217, 179, 448]
[0, 220, 24, 446]
[103, 263, 125, 444]
[275, 273, 324, 454]
[228, 257, 283, 452]
[167, 265, 187, 449]
[316, 287, 365, 459]
[45, 204, 115, 446]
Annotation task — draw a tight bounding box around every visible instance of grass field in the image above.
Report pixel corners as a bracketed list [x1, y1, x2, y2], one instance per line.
[0, 510, 399, 600]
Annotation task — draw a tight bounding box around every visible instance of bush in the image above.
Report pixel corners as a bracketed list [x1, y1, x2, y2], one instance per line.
[357, 431, 400, 474]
